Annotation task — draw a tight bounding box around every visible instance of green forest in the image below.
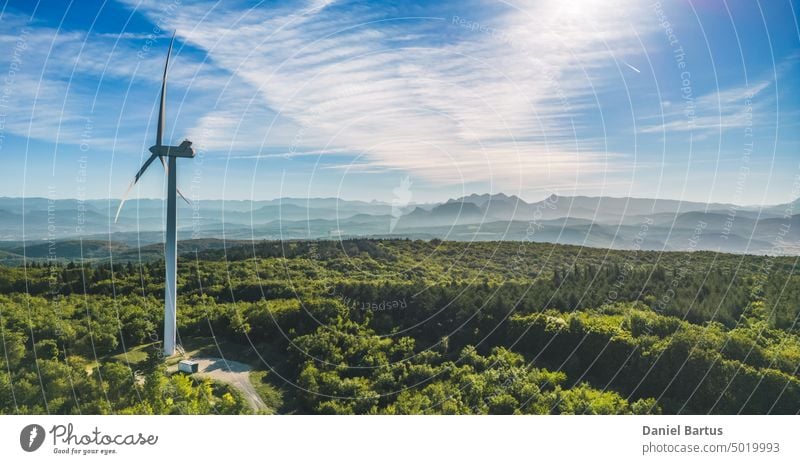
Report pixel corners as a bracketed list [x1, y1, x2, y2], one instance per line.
[1, 239, 798, 414]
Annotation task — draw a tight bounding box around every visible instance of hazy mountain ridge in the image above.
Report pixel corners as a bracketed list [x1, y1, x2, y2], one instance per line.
[0, 194, 797, 257]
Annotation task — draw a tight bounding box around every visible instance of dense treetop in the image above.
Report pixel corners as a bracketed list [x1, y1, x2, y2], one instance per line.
[1, 239, 798, 414]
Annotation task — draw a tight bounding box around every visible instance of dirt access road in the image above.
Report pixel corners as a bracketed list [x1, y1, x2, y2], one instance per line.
[172, 358, 267, 412]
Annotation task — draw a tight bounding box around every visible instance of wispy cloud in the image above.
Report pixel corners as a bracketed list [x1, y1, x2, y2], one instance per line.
[639, 79, 773, 134]
[119, 0, 650, 189]
[0, 12, 237, 152]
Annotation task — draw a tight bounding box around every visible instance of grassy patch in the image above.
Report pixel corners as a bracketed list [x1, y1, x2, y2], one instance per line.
[109, 344, 151, 365]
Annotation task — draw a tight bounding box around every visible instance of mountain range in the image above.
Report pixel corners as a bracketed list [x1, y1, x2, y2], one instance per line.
[0, 193, 797, 261]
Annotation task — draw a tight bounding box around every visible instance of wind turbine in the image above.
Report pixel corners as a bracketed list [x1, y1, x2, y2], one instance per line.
[115, 33, 195, 357]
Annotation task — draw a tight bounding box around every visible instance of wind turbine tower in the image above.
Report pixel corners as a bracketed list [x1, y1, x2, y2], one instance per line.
[115, 33, 195, 357]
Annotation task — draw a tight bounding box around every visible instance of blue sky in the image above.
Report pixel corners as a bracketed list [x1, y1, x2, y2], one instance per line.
[0, 0, 798, 204]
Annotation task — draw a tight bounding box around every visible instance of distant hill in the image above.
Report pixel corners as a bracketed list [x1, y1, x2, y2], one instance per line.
[0, 238, 245, 264]
[0, 194, 797, 255]
[398, 202, 484, 228]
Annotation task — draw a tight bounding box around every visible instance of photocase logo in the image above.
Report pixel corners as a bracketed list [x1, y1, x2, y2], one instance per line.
[390, 176, 413, 232]
[20, 424, 45, 452]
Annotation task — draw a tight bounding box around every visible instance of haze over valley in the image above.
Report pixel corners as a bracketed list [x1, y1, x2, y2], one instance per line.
[1, 193, 797, 262]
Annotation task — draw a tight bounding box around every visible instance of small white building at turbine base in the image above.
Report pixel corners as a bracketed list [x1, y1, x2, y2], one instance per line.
[178, 360, 199, 374]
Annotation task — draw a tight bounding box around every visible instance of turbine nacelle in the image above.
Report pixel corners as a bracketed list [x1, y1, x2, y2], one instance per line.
[149, 139, 196, 158]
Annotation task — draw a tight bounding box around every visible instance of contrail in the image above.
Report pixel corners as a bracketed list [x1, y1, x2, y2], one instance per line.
[623, 61, 641, 73]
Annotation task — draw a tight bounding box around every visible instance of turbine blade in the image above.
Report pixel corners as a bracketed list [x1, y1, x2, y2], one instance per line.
[176, 187, 191, 206]
[134, 153, 160, 184]
[157, 155, 190, 205]
[114, 154, 159, 223]
[156, 33, 176, 147]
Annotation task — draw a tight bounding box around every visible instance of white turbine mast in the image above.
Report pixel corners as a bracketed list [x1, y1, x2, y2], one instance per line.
[115, 32, 195, 357]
